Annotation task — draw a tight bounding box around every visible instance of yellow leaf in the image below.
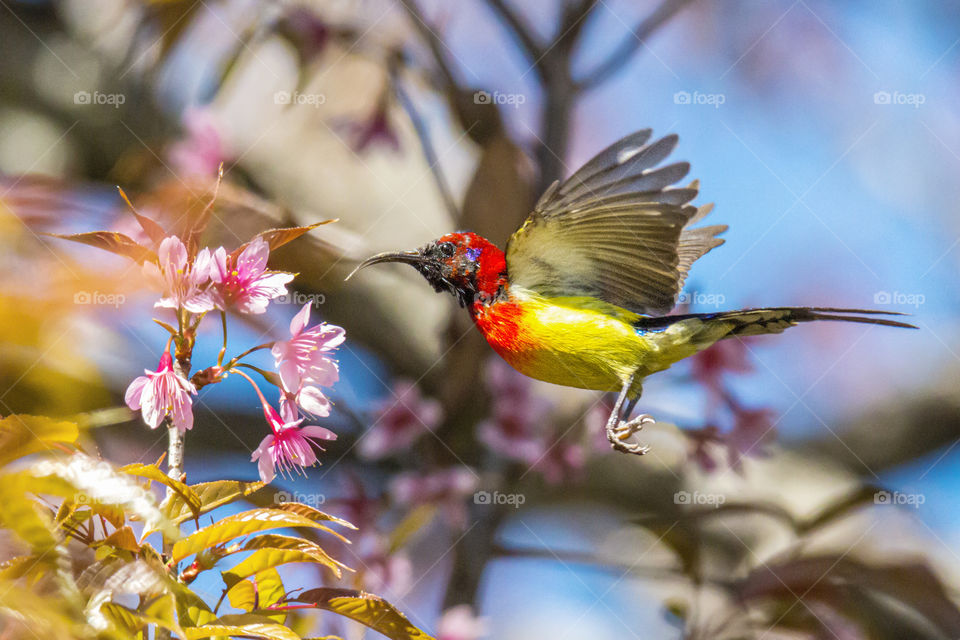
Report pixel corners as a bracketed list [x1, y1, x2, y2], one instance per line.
[163, 479, 265, 525]
[293, 589, 436, 640]
[171, 508, 341, 563]
[184, 614, 303, 640]
[122, 462, 202, 519]
[0, 414, 78, 468]
[222, 547, 344, 588]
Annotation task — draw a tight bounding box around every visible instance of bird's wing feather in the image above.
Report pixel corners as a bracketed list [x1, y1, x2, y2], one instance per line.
[506, 130, 726, 315]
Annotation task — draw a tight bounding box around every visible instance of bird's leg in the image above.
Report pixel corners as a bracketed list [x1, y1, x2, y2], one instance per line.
[604, 375, 653, 455]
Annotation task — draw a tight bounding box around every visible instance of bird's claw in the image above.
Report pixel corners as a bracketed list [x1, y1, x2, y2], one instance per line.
[607, 414, 654, 455]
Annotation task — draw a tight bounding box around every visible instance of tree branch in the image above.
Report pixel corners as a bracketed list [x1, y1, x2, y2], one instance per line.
[578, 0, 696, 90]
[484, 0, 544, 68]
[397, 0, 461, 90]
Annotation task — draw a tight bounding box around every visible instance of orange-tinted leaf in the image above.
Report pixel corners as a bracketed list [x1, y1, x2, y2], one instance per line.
[44, 231, 156, 264]
[99, 526, 141, 553]
[230, 220, 337, 259]
[118, 186, 167, 246]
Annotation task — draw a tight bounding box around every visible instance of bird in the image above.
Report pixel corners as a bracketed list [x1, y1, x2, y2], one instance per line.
[346, 129, 916, 455]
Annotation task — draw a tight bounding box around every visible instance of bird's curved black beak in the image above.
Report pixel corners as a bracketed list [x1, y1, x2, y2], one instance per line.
[344, 250, 424, 281]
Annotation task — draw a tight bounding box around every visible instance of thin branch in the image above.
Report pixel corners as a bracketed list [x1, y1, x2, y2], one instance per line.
[388, 55, 461, 221]
[484, 0, 544, 68]
[397, 0, 461, 90]
[578, 0, 696, 90]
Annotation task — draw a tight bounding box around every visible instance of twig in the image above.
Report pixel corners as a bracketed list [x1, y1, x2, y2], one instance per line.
[484, 0, 544, 68]
[397, 0, 461, 89]
[388, 54, 461, 221]
[578, 0, 696, 90]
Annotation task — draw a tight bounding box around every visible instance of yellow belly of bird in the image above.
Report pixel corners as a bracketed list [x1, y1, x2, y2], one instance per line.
[473, 289, 725, 395]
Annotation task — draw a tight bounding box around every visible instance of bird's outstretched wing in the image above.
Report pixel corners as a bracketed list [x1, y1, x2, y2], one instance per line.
[505, 130, 726, 316]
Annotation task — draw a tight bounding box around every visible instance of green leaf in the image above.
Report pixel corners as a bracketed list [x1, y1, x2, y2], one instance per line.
[292, 589, 436, 640]
[163, 479, 265, 525]
[171, 508, 341, 563]
[42, 230, 157, 264]
[183, 614, 303, 640]
[0, 414, 78, 468]
[122, 462, 202, 520]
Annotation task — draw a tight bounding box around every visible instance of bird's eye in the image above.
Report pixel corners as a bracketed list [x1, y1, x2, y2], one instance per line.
[439, 242, 456, 257]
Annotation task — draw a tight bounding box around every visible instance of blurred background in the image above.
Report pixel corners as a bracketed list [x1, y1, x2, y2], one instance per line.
[2, 0, 960, 638]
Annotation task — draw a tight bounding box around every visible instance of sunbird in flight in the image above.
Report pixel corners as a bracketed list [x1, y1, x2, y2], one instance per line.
[348, 130, 915, 455]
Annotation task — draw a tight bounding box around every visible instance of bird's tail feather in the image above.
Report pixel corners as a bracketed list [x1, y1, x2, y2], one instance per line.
[699, 306, 917, 338]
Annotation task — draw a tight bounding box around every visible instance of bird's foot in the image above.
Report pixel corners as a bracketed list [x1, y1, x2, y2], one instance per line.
[606, 414, 654, 455]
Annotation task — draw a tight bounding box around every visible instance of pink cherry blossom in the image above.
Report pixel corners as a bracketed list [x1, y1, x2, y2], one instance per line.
[279, 383, 331, 422]
[208, 237, 294, 314]
[124, 351, 196, 432]
[358, 380, 443, 460]
[251, 398, 336, 483]
[143, 236, 215, 313]
[390, 467, 478, 529]
[168, 107, 225, 178]
[271, 301, 344, 393]
[437, 605, 487, 640]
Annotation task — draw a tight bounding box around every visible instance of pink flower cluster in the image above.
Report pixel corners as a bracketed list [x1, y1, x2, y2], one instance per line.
[124, 231, 344, 483]
[144, 235, 293, 316]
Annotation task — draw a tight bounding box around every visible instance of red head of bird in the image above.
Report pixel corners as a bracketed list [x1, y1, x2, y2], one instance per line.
[348, 231, 507, 309]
